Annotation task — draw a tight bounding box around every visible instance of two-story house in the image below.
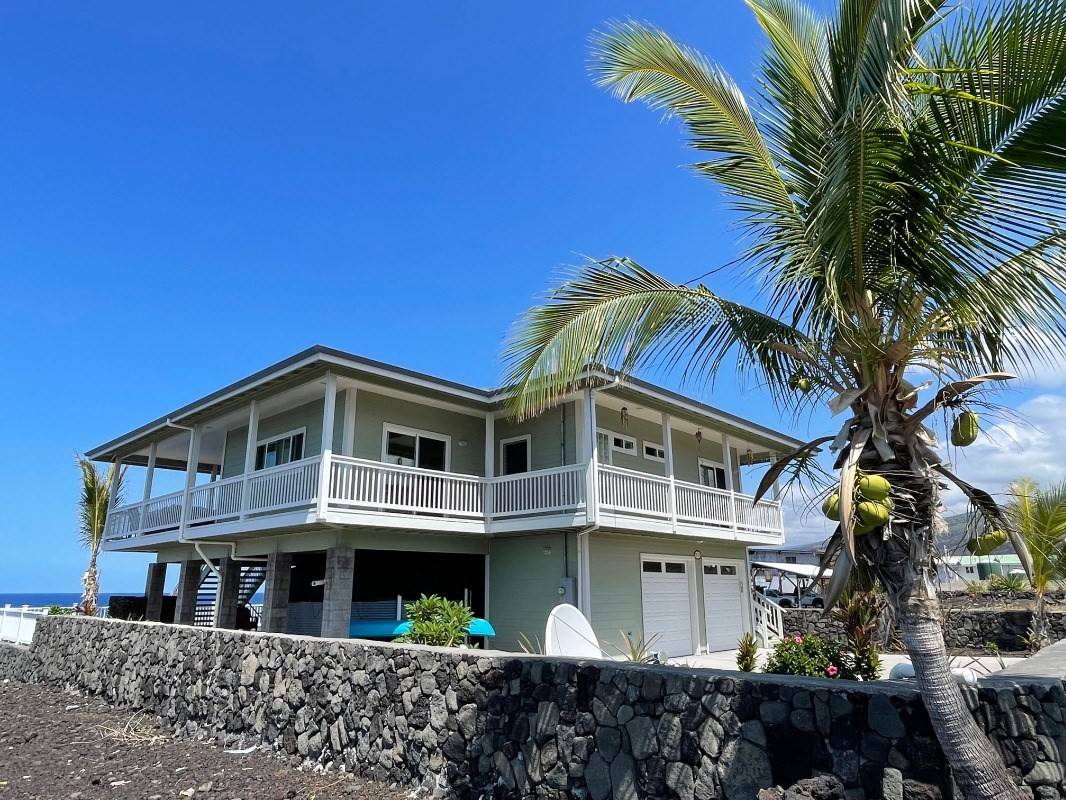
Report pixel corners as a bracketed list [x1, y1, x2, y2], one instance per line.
[92, 346, 797, 658]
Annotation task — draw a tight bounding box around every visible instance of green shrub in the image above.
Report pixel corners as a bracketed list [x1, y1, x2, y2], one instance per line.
[736, 632, 759, 671]
[990, 573, 1027, 593]
[46, 605, 74, 616]
[394, 594, 474, 648]
[831, 591, 883, 682]
[764, 634, 856, 679]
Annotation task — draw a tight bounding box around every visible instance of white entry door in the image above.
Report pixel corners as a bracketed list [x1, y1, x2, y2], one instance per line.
[640, 556, 696, 658]
[703, 560, 746, 651]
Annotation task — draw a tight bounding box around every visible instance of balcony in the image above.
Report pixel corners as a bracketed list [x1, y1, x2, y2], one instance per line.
[103, 454, 784, 546]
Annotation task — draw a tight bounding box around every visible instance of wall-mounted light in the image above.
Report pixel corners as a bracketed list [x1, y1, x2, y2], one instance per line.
[695, 429, 703, 447]
[693, 550, 702, 560]
[543, 545, 553, 556]
[458, 440, 468, 447]
[620, 407, 630, 429]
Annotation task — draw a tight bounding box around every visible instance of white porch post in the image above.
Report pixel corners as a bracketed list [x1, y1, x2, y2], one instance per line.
[239, 400, 259, 520]
[142, 443, 157, 503]
[483, 413, 495, 523]
[577, 531, 592, 619]
[662, 413, 677, 533]
[316, 372, 337, 520]
[341, 387, 357, 457]
[179, 426, 202, 538]
[721, 433, 736, 531]
[584, 388, 599, 525]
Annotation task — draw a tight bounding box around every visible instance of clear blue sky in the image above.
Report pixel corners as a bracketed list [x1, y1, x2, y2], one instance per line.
[0, 3, 1058, 594]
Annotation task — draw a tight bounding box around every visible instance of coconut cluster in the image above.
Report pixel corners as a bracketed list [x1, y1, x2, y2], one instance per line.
[821, 474, 893, 536]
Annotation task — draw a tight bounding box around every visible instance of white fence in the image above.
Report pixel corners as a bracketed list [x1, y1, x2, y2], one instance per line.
[492, 464, 586, 517]
[0, 604, 46, 645]
[329, 456, 483, 517]
[751, 590, 784, 646]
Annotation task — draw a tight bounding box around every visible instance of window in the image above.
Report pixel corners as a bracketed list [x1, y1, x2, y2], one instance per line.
[500, 435, 531, 475]
[610, 431, 637, 455]
[699, 459, 727, 489]
[642, 441, 666, 463]
[255, 429, 305, 470]
[664, 562, 686, 574]
[642, 561, 663, 573]
[703, 564, 719, 575]
[965, 566, 976, 574]
[383, 424, 450, 471]
[785, 556, 797, 564]
[720, 565, 737, 576]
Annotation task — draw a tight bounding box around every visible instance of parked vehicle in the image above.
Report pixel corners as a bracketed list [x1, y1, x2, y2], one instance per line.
[799, 592, 824, 609]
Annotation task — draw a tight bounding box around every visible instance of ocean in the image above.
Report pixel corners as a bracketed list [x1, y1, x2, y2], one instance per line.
[0, 592, 123, 608]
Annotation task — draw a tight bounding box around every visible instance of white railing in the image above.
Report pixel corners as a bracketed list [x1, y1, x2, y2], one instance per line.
[329, 456, 483, 518]
[751, 590, 784, 646]
[675, 479, 734, 527]
[188, 474, 244, 524]
[0, 604, 46, 645]
[245, 456, 320, 514]
[597, 464, 672, 518]
[105, 454, 785, 541]
[492, 463, 587, 517]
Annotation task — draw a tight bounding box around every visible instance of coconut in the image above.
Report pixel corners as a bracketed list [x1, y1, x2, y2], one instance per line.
[788, 373, 812, 393]
[853, 521, 878, 536]
[951, 411, 980, 447]
[967, 529, 1008, 556]
[822, 494, 841, 521]
[856, 474, 891, 501]
[857, 500, 891, 527]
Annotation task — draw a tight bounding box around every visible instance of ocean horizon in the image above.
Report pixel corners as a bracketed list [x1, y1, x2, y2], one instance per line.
[0, 592, 133, 608]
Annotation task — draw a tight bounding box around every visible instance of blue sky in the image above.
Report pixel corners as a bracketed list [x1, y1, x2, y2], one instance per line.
[0, 3, 1062, 594]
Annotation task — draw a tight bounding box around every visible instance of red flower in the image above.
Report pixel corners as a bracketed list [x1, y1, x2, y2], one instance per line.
[792, 635, 803, 644]
[825, 664, 839, 677]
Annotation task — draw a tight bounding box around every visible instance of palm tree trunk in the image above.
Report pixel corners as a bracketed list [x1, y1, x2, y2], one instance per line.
[81, 551, 100, 617]
[1034, 592, 1047, 650]
[899, 594, 1025, 800]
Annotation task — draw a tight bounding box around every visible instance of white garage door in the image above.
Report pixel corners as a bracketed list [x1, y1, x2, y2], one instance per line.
[703, 561, 746, 651]
[640, 557, 695, 658]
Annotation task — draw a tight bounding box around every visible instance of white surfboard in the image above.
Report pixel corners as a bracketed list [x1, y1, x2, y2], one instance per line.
[544, 603, 601, 658]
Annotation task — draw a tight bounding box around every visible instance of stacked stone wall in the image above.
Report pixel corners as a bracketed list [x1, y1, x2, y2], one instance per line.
[1, 617, 1064, 799]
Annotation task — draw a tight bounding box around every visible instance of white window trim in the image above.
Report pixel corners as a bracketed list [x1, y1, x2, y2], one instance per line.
[255, 427, 307, 470]
[607, 429, 637, 455]
[642, 440, 666, 463]
[698, 457, 727, 489]
[498, 434, 532, 474]
[381, 422, 452, 471]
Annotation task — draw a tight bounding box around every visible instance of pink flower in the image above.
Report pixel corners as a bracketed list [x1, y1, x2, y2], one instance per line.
[793, 635, 803, 644]
[825, 664, 839, 677]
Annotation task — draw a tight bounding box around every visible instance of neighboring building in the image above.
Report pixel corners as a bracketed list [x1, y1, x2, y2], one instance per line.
[93, 346, 797, 657]
[749, 539, 828, 595]
[935, 513, 1023, 589]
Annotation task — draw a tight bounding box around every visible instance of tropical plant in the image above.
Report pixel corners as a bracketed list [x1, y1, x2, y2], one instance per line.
[46, 605, 74, 616]
[736, 631, 760, 671]
[610, 630, 663, 663]
[502, 2, 1066, 796]
[832, 591, 884, 681]
[989, 572, 1027, 594]
[77, 455, 124, 618]
[764, 634, 855, 679]
[1005, 480, 1066, 646]
[394, 594, 474, 647]
[517, 631, 545, 655]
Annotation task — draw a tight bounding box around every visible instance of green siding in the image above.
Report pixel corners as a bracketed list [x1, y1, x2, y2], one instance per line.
[489, 533, 571, 651]
[353, 390, 486, 475]
[494, 402, 577, 475]
[223, 398, 332, 478]
[588, 533, 749, 655]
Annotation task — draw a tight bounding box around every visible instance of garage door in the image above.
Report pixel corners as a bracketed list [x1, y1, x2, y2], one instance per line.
[640, 557, 695, 658]
[703, 561, 746, 651]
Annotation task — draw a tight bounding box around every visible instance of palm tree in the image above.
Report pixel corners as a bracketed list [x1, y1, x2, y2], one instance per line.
[77, 456, 124, 617]
[502, 2, 1066, 798]
[1007, 479, 1066, 646]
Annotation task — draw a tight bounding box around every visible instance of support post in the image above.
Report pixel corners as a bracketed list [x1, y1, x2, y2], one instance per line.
[662, 412, 677, 533]
[142, 442, 157, 504]
[316, 373, 337, 520]
[484, 413, 495, 523]
[105, 455, 123, 537]
[721, 433, 736, 530]
[239, 400, 260, 520]
[216, 557, 241, 629]
[261, 552, 293, 633]
[577, 531, 593, 620]
[179, 426, 202, 538]
[174, 560, 201, 626]
[144, 562, 167, 622]
[321, 545, 355, 639]
[584, 388, 600, 524]
[341, 387, 357, 457]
